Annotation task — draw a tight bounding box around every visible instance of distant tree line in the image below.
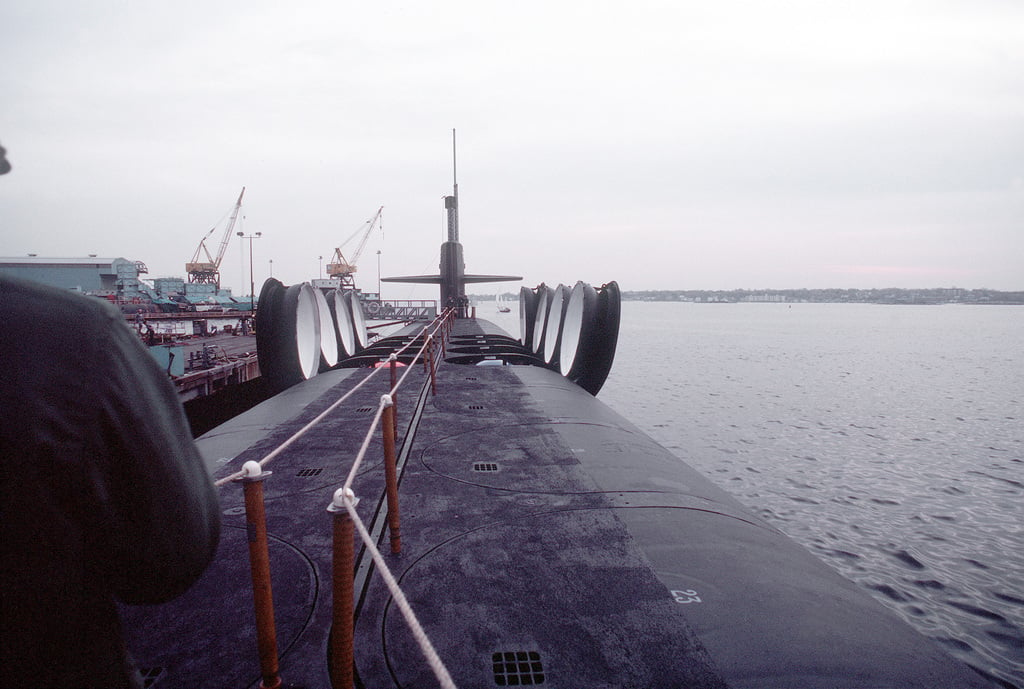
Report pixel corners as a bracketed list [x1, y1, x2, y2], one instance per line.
[618, 288, 1024, 305]
[467, 288, 1024, 305]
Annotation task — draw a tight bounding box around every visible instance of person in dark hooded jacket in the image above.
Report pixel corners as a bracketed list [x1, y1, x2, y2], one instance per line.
[0, 272, 221, 689]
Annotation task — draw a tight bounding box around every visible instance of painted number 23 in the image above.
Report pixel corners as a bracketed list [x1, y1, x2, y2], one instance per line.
[671, 589, 702, 604]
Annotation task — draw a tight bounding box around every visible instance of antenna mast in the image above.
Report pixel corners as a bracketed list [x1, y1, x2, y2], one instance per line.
[445, 128, 459, 243]
[379, 129, 522, 307]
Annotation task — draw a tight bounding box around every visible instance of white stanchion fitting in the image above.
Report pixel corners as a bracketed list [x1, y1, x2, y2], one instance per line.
[389, 353, 398, 362]
[381, 393, 394, 408]
[242, 460, 263, 479]
[329, 487, 359, 512]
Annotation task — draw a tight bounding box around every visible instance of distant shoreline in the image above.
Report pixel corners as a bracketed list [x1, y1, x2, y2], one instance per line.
[619, 288, 1024, 305]
[473, 287, 1024, 305]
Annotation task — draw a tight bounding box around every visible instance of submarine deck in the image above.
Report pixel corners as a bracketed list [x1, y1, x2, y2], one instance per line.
[122, 317, 994, 688]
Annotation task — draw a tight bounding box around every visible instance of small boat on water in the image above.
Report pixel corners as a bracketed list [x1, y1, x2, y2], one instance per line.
[496, 293, 511, 312]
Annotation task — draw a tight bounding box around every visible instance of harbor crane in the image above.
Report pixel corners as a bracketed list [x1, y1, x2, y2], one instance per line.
[327, 206, 383, 290]
[186, 187, 245, 289]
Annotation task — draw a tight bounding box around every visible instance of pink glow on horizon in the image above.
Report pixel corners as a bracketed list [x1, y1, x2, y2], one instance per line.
[826, 265, 972, 277]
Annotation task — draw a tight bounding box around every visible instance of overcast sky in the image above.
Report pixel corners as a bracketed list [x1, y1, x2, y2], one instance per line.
[2, 1, 1022, 298]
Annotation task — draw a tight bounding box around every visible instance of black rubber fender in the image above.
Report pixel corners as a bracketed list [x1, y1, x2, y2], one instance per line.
[255, 280, 321, 393]
[571, 280, 620, 395]
[330, 289, 357, 359]
[530, 283, 552, 355]
[255, 278, 291, 392]
[542, 284, 571, 369]
[558, 280, 599, 379]
[518, 285, 538, 348]
[312, 286, 339, 372]
[345, 291, 369, 350]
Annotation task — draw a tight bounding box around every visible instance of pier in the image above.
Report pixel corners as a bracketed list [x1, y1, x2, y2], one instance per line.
[130, 300, 435, 403]
[170, 333, 260, 403]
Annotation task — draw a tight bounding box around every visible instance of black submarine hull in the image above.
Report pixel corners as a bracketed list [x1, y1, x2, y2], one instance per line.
[122, 317, 994, 688]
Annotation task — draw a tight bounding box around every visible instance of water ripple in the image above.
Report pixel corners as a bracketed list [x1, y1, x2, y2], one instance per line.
[598, 302, 1024, 688]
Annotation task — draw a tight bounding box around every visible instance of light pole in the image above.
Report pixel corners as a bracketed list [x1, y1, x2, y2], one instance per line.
[376, 249, 382, 299]
[237, 231, 262, 311]
[269, 259, 273, 278]
[318, 255, 323, 279]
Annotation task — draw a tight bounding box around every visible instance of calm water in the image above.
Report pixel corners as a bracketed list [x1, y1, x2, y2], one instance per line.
[588, 302, 1023, 688]
[489, 300, 1023, 686]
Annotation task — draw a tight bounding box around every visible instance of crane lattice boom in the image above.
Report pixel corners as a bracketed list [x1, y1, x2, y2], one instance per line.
[327, 206, 383, 286]
[186, 187, 246, 288]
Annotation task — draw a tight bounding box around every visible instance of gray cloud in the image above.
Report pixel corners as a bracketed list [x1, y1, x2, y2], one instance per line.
[2, 1, 1022, 293]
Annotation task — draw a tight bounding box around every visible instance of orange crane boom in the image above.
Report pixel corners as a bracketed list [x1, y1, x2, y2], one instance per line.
[327, 206, 383, 289]
[186, 187, 246, 288]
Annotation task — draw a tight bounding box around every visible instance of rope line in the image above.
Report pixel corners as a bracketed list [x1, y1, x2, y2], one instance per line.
[219, 308, 458, 684]
[391, 328, 433, 393]
[342, 315, 451, 497]
[215, 307, 452, 487]
[214, 361, 388, 487]
[343, 494, 457, 689]
[341, 394, 388, 495]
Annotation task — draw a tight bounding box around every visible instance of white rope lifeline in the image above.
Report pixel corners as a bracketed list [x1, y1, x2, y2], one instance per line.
[392, 332, 431, 393]
[219, 309, 458, 680]
[343, 493, 457, 689]
[215, 309, 450, 488]
[341, 394, 389, 494]
[214, 362, 387, 487]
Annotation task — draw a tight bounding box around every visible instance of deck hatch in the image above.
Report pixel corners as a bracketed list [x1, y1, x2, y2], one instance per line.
[492, 651, 544, 685]
[296, 467, 324, 477]
[473, 462, 499, 472]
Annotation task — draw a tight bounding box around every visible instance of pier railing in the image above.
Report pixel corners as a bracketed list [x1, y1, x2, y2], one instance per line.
[363, 299, 437, 321]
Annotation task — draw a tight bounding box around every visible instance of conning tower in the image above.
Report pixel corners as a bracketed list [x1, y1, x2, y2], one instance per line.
[382, 129, 520, 311]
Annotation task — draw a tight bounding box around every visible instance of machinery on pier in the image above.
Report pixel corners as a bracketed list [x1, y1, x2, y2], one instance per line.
[186, 187, 245, 289]
[326, 206, 383, 290]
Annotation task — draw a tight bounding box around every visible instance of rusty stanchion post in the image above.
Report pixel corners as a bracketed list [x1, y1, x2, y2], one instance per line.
[237, 461, 283, 689]
[381, 395, 402, 554]
[425, 336, 438, 396]
[388, 353, 399, 426]
[328, 488, 358, 689]
[421, 328, 430, 373]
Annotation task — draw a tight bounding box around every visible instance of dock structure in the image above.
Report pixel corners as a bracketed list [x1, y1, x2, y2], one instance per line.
[360, 299, 437, 321]
[173, 351, 260, 403]
[145, 333, 260, 402]
[121, 314, 991, 689]
[134, 300, 433, 403]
